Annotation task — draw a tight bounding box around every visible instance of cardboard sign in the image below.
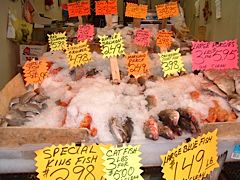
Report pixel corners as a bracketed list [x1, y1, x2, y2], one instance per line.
[134, 29, 151, 47]
[48, 32, 67, 51]
[156, 1, 179, 19]
[98, 33, 125, 58]
[156, 30, 173, 49]
[161, 129, 219, 180]
[77, 24, 94, 42]
[192, 40, 239, 71]
[159, 48, 186, 77]
[125, 3, 148, 19]
[101, 145, 144, 180]
[66, 41, 91, 68]
[23, 59, 48, 86]
[67, 2, 90, 17]
[35, 144, 108, 180]
[95, 1, 118, 15]
[126, 52, 150, 77]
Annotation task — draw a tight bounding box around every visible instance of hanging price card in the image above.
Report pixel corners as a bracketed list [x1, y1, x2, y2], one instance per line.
[134, 29, 151, 47]
[95, 0, 118, 15]
[159, 48, 186, 77]
[125, 3, 148, 19]
[156, 30, 173, 49]
[98, 33, 125, 58]
[161, 129, 219, 180]
[192, 40, 239, 71]
[77, 24, 94, 42]
[67, 2, 90, 17]
[101, 145, 144, 180]
[156, 1, 179, 19]
[66, 41, 91, 68]
[23, 59, 49, 86]
[35, 144, 109, 180]
[126, 52, 150, 77]
[48, 32, 67, 51]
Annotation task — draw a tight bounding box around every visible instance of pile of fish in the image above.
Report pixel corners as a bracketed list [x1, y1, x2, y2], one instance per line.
[0, 89, 49, 127]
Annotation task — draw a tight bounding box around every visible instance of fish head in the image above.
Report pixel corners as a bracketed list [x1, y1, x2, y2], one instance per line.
[143, 117, 159, 141]
[169, 110, 180, 126]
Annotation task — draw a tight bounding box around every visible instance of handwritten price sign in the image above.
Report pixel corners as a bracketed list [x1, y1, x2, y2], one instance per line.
[161, 130, 219, 180]
[192, 40, 239, 71]
[159, 48, 186, 77]
[98, 33, 125, 58]
[66, 41, 91, 68]
[77, 24, 94, 42]
[101, 145, 143, 180]
[35, 144, 108, 180]
[156, 1, 179, 19]
[134, 29, 151, 47]
[23, 59, 49, 86]
[95, 0, 118, 15]
[67, 2, 90, 17]
[156, 30, 173, 49]
[126, 52, 150, 77]
[125, 3, 148, 19]
[48, 32, 67, 51]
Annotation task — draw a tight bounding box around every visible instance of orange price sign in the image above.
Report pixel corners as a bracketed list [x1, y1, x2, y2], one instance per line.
[23, 59, 49, 86]
[156, 29, 173, 49]
[126, 52, 150, 77]
[95, 0, 117, 15]
[156, 1, 179, 19]
[125, 3, 148, 19]
[68, 1, 90, 17]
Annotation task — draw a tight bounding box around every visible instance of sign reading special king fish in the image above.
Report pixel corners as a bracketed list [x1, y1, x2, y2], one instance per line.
[35, 144, 109, 180]
[191, 40, 239, 71]
[161, 130, 219, 180]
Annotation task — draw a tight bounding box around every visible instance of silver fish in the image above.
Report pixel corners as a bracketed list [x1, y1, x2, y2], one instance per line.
[122, 117, 134, 143]
[203, 151, 227, 180]
[9, 97, 20, 108]
[12, 103, 41, 114]
[158, 109, 182, 136]
[19, 91, 37, 104]
[5, 109, 29, 126]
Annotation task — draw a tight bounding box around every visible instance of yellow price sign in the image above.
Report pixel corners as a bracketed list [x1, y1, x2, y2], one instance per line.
[98, 33, 125, 58]
[159, 48, 185, 77]
[48, 32, 67, 51]
[101, 145, 144, 180]
[161, 129, 219, 180]
[35, 144, 108, 180]
[66, 40, 92, 69]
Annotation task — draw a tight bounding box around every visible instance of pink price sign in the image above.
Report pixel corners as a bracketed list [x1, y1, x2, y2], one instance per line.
[192, 40, 239, 71]
[134, 29, 151, 47]
[77, 24, 94, 42]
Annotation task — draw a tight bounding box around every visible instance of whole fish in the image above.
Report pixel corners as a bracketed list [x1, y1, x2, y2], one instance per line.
[122, 117, 134, 143]
[158, 109, 182, 136]
[12, 103, 41, 114]
[177, 108, 201, 134]
[19, 91, 37, 104]
[5, 109, 29, 126]
[203, 151, 228, 180]
[158, 123, 175, 140]
[143, 116, 159, 141]
[109, 117, 133, 143]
